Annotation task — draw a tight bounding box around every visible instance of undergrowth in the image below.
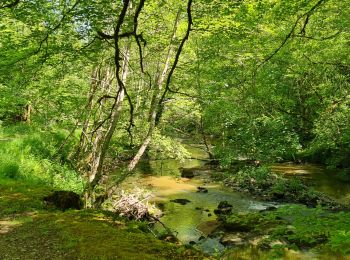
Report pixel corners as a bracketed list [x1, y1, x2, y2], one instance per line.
[225, 166, 339, 208]
[0, 123, 83, 193]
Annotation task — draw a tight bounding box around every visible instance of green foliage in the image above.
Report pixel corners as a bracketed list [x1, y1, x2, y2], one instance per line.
[0, 157, 20, 179]
[225, 212, 272, 232]
[149, 130, 191, 161]
[191, 0, 350, 168]
[227, 166, 274, 192]
[269, 205, 350, 254]
[0, 124, 83, 193]
[328, 231, 350, 255]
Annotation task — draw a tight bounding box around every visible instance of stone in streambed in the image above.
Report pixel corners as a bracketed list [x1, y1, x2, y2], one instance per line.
[170, 198, 191, 205]
[180, 167, 196, 178]
[220, 233, 245, 246]
[197, 186, 208, 193]
[214, 201, 233, 216]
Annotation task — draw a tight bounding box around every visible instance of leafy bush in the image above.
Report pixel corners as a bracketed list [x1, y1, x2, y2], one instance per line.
[328, 231, 350, 254]
[269, 205, 350, 254]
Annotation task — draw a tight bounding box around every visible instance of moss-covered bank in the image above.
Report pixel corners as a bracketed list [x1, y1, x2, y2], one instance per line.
[0, 179, 204, 259]
[218, 205, 350, 257]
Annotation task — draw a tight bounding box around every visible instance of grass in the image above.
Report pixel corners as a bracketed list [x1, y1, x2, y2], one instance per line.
[0, 123, 83, 193]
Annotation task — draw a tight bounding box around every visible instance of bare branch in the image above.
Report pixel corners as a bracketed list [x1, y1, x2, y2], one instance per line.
[156, 0, 193, 124]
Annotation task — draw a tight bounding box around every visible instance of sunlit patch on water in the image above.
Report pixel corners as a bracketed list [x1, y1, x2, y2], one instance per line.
[141, 173, 278, 253]
[271, 163, 350, 204]
[115, 152, 350, 256]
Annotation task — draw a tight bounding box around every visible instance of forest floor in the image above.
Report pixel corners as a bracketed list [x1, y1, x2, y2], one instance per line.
[0, 179, 203, 260]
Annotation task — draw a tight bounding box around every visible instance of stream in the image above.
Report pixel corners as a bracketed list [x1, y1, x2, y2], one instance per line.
[117, 145, 350, 257]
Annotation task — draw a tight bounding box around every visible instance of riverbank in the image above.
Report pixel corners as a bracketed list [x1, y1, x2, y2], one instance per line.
[0, 178, 204, 259]
[207, 163, 350, 258]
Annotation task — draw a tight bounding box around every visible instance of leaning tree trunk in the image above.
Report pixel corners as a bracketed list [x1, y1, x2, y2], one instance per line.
[128, 0, 193, 171]
[84, 40, 131, 207]
[82, 0, 193, 208]
[127, 10, 179, 171]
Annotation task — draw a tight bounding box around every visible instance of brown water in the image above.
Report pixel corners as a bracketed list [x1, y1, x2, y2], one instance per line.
[121, 154, 278, 254]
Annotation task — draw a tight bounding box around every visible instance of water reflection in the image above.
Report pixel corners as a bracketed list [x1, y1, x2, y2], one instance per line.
[271, 163, 350, 204]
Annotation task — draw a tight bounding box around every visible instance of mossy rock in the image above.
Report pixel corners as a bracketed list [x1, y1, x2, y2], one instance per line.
[43, 191, 83, 211]
[224, 212, 264, 232]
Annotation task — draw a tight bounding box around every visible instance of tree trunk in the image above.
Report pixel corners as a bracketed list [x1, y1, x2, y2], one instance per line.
[85, 41, 131, 207]
[127, 8, 181, 172]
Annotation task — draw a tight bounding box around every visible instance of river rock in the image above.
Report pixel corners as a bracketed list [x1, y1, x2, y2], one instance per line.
[220, 233, 245, 246]
[197, 186, 208, 193]
[214, 201, 233, 216]
[180, 167, 196, 178]
[170, 198, 191, 205]
[259, 206, 277, 212]
[160, 234, 178, 243]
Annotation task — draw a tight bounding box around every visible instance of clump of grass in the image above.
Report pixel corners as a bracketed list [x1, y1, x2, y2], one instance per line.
[0, 124, 83, 193]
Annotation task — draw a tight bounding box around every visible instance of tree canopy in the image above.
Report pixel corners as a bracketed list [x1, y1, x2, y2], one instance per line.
[1, 0, 349, 205]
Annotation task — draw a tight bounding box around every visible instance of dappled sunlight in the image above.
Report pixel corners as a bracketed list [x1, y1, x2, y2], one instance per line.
[0, 213, 36, 234]
[0, 220, 21, 234]
[271, 163, 325, 175]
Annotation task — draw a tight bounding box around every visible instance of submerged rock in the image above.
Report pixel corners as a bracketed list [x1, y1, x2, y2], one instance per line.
[198, 236, 206, 241]
[180, 167, 196, 178]
[43, 190, 82, 211]
[259, 206, 277, 212]
[170, 198, 191, 205]
[214, 201, 233, 216]
[197, 186, 208, 193]
[159, 234, 179, 243]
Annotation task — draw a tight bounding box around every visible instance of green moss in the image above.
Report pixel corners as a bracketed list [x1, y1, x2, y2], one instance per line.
[0, 210, 201, 259]
[222, 205, 350, 255]
[0, 178, 203, 259]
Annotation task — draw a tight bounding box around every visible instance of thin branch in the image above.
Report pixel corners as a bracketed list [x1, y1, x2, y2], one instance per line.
[133, 0, 146, 72]
[156, 0, 193, 124]
[294, 31, 341, 41]
[1, 0, 81, 67]
[259, 0, 327, 67]
[96, 95, 117, 104]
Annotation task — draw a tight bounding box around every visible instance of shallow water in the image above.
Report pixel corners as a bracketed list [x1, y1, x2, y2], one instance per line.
[117, 147, 350, 256]
[271, 163, 350, 204]
[122, 156, 277, 254]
